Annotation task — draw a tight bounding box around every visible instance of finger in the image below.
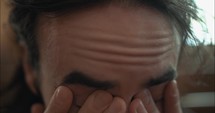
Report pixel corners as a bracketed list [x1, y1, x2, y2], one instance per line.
[44, 86, 73, 113]
[136, 90, 160, 113]
[164, 80, 182, 113]
[31, 103, 44, 113]
[129, 98, 147, 113]
[103, 97, 126, 113]
[78, 90, 113, 113]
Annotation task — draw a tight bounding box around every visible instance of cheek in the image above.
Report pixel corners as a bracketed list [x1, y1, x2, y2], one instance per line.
[68, 85, 96, 106]
[149, 83, 167, 102]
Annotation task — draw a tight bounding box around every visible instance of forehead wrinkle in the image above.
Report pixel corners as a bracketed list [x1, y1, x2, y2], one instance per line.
[69, 38, 173, 56]
[61, 24, 174, 49]
[37, 3, 178, 69]
[65, 52, 173, 83]
[65, 33, 173, 51]
[57, 20, 175, 56]
[56, 22, 176, 67]
[68, 44, 173, 66]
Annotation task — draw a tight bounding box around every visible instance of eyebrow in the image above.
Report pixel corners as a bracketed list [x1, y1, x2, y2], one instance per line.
[62, 71, 116, 89]
[147, 68, 176, 87]
[61, 68, 176, 89]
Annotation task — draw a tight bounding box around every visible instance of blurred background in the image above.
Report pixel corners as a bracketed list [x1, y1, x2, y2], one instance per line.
[1, 0, 214, 113]
[177, 0, 214, 112]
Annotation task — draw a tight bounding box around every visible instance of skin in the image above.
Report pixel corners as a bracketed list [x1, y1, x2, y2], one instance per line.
[24, 3, 181, 113]
[31, 81, 182, 113]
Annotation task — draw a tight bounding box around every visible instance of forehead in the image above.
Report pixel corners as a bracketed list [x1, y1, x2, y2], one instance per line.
[37, 4, 180, 81]
[39, 4, 174, 35]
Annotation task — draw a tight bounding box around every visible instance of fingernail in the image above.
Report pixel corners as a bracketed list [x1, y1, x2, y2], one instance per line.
[94, 91, 112, 109]
[173, 80, 177, 84]
[108, 98, 126, 113]
[171, 80, 179, 97]
[136, 100, 146, 113]
[53, 86, 72, 105]
[172, 80, 178, 90]
[48, 86, 64, 107]
[143, 89, 150, 105]
[55, 86, 66, 99]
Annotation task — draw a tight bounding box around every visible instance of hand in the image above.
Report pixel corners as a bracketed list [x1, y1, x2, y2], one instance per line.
[31, 86, 126, 113]
[78, 90, 126, 113]
[31, 80, 182, 113]
[31, 86, 73, 113]
[129, 80, 182, 113]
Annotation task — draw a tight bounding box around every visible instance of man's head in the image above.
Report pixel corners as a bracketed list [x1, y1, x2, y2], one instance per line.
[10, 0, 199, 68]
[10, 0, 199, 112]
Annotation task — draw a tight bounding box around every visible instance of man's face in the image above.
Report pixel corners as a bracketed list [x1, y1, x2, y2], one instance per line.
[35, 4, 180, 112]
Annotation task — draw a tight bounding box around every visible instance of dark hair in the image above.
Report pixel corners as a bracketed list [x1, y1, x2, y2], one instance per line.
[9, 0, 201, 68]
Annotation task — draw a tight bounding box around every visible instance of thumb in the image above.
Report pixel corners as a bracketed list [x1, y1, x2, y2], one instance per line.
[44, 86, 73, 113]
[165, 80, 182, 113]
